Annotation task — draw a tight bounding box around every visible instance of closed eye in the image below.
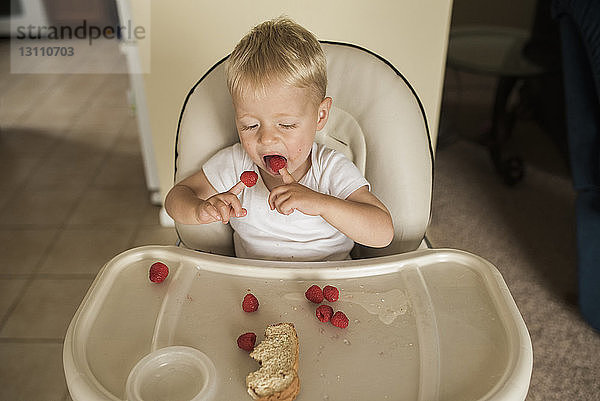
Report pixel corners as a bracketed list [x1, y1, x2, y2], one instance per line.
[279, 123, 297, 129]
[240, 124, 258, 131]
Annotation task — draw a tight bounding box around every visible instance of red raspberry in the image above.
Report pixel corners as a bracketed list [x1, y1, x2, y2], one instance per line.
[305, 285, 324, 303]
[149, 262, 169, 283]
[237, 332, 256, 351]
[240, 171, 258, 187]
[323, 285, 339, 302]
[267, 155, 287, 173]
[331, 311, 349, 328]
[316, 304, 334, 323]
[242, 293, 259, 312]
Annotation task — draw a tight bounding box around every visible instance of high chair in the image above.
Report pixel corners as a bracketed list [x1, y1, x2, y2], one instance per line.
[64, 42, 533, 401]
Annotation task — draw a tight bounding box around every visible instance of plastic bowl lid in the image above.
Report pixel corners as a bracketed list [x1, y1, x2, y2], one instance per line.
[126, 346, 216, 401]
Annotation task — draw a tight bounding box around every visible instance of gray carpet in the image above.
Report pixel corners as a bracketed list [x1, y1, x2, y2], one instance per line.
[426, 137, 600, 400]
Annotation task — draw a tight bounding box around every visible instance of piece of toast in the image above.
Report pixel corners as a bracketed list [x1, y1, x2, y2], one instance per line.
[246, 323, 300, 401]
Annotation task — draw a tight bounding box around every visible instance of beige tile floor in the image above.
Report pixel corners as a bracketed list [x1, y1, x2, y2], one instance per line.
[0, 39, 177, 401]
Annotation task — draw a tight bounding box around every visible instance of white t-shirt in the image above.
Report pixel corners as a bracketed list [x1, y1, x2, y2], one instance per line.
[202, 142, 370, 261]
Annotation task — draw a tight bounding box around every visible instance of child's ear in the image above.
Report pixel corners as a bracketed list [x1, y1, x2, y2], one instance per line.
[316, 97, 333, 131]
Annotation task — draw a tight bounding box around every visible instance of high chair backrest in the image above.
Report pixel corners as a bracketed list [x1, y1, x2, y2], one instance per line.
[174, 41, 433, 258]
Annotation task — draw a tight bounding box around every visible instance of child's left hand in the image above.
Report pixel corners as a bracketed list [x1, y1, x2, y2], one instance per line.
[268, 168, 324, 216]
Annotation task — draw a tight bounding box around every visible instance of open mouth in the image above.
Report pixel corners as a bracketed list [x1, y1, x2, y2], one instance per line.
[263, 155, 288, 175]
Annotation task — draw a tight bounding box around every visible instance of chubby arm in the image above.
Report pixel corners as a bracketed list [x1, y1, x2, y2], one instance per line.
[328, 185, 394, 247]
[165, 169, 246, 225]
[268, 169, 394, 248]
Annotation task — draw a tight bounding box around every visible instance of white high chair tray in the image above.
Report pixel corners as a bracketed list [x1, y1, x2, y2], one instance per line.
[64, 246, 532, 401]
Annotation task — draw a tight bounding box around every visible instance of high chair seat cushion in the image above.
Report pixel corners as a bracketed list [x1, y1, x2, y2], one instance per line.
[316, 105, 367, 173]
[175, 42, 433, 258]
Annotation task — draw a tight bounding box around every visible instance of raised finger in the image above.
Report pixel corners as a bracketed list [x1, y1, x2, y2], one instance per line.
[228, 180, 246, 196]
[280, 167, 296, 184]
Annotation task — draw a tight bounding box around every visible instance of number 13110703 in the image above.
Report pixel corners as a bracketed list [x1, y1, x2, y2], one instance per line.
[19, 46, 75, 56]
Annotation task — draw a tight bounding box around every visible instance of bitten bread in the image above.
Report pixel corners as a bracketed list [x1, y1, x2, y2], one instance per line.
[246, 323, 300, 400]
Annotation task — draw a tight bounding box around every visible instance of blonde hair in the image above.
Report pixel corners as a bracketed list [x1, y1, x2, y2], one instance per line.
[225, 17, 327, 104]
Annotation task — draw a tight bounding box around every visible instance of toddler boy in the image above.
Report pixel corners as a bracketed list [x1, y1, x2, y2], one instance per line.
[165, 17, 393, 261]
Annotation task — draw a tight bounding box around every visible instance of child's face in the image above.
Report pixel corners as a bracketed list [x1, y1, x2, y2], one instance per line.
[233, 81, 331, 178]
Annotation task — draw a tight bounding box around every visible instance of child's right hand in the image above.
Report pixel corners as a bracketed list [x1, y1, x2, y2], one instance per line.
[195, 181, 247, 224]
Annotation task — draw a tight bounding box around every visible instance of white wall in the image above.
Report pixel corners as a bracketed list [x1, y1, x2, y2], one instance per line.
[130, 0, 453, 201]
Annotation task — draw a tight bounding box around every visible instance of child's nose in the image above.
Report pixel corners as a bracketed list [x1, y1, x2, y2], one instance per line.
[257, 125, 278, 144]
